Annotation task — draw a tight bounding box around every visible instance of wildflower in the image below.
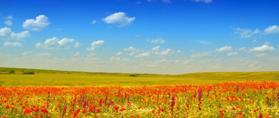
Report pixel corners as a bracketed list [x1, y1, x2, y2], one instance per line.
[259, 112, 263, 118]
[198, 88, 203, 111]
[236, 112, 243, 118]
[88, 105, 95, 112]
[33, 106, 39, 112]
[219, 109, 226, 118]
[74, 109, 80, 118]
[96, 108, 101, 113]
[63, 105, 67, 113]
[82, 109, 87, 113]
[120, 107, 127, 112]
[170, 96, 175, 112]
[23, 107, 32, 115]
[5, 104, 10, 109]
[41, 107, 48, 113]
[113, 105, 120, 112]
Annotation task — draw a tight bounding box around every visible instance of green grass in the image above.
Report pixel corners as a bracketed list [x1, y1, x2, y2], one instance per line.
[0, 67, 278, 86]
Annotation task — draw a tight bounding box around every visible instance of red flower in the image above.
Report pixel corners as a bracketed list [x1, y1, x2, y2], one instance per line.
[96, 108, 101, 113]
[74, 109, 80, 118]
[120, 107, 126, 112]
[41, 107, 48, 113]
[170, 96, 175, 112]
[259, 112, 263, 118]
[33, 106, 39, 112]
[82, 109, 87, 113]
[5, 104, 10, 109]
[23, 107, 32, 115]
[88, 105, 95, 112]
[63, 105, 67, 113]
[113, 105, 120, 112]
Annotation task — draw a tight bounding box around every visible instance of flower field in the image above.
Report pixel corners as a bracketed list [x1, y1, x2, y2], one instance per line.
[1, 81, 278, 118]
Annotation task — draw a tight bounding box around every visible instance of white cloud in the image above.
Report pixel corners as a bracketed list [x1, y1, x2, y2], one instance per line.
[250, 44, 275, 53]
[103, 12, 135, 26]
[36, 37, 78, 49]
[3, 41, 22, 47]
[216, 45, 233, 52]
[0, 27, 11, 37]
[264, 25, 279, 34]
[152, 46, 174, 56]
[233, 25, 279, 38]
[58, 38, 74, 47]
[23, 15, 49, 31]
[192, 0, 213, 4]
[10, 31, 29, 41]
[0, 27, 29, 47]
[233, 28, 260, 38]
[160, 48, 173, 56]
[149, 38, 165, 45]
[88, 40, 105, 51]
[4, 16, 13, 26]
[124, 46, 139, 56]
[124, 46, 149, 57]
[137, 52, 150, 58]
[121, 45, 176, 58]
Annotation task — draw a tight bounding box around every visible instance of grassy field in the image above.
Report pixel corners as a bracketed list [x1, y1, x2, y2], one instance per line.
[0, 67, 279, 86]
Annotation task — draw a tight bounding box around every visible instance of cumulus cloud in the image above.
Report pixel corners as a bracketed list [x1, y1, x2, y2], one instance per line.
[103, 12, 135, 26]
[264, 25, 279, 34]
[152, 46, 174, 56]
[124, 46, 149, 58]
[216, 45, 233, 52]
[0, 27, 11, 37]
[250, 44, 275, 53]
[23, 15, 49, 31]
[216, 46, 243, 56]
[0, 27, 29, 47]
[120, 45, 177, 58]
[233, 28, 260, 38]
[36, 37, 79, 49]
[233, 25, 279, 38]
[10, 31, 29, 41]
[3, 41, 22, 47]
[88, 40, 105, 51]
[4, 16, 13, 26]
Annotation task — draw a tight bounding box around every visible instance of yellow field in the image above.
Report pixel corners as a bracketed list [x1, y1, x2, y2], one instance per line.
[0, 67, 278, 86]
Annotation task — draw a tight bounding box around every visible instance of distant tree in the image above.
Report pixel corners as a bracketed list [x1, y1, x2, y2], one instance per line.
[129, 74, 138, 77]
[22, 71, 35, 75]
[8, 70, 15, 74]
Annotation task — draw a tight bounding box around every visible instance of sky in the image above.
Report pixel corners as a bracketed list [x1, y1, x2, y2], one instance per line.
[0, 0, 279, 74]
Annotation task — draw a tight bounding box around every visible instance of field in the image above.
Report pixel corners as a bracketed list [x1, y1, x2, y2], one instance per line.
[1, 67, 279, 86]
[0, 67, 279, 117]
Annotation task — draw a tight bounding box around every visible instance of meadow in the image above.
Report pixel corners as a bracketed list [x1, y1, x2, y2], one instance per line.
[0, 67, 279, 118]
[0, 67, 279, 86]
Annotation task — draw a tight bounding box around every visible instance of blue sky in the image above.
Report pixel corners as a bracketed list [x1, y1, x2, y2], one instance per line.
[0, 0, 279, 74]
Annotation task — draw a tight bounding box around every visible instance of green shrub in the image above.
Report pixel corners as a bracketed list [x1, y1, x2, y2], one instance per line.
[8, 70, 16, 74]
[22, 71, 35, 75]
[129, 74, 138, 77]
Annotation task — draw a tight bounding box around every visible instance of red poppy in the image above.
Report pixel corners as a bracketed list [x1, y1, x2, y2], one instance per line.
[23, 107, 32, 115]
